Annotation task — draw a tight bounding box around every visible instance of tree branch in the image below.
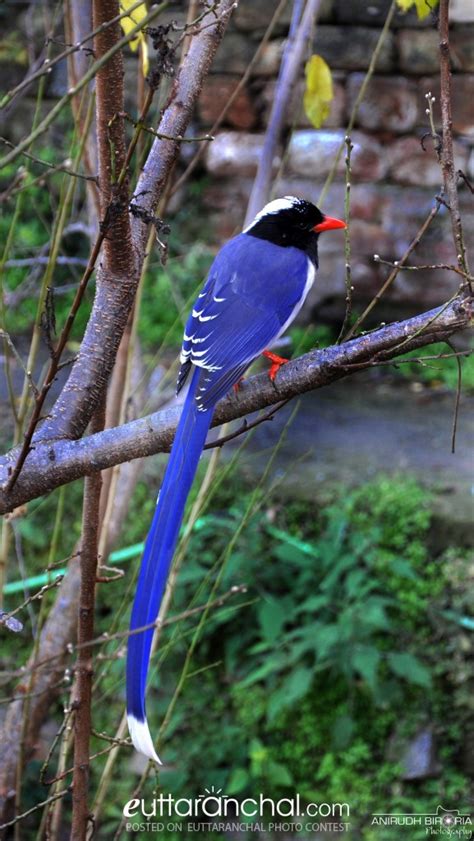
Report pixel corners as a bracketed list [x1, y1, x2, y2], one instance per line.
[0, 294, 470, 514]
[438, 0, 471, 283]
[245, 0, 321, 225]
[131, 0, 238, 251]
[29, 0, 236, 448]
[70, 404, 104, 841]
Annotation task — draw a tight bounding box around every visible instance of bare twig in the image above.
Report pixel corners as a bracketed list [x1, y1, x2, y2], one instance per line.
[344, 198, 442, 341]
[438, 0, 471, 287]
[171, 0, 289, 198]
[319, 0, 396, 205]
[245, 0, 320, 224]
[337, 135, 353, 342]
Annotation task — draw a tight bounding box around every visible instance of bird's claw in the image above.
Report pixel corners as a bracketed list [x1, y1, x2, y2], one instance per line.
[262, 350, 289, 382]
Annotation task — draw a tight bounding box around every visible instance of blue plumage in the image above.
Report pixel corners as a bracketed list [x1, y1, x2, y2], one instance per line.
[126, 197, 345, 762]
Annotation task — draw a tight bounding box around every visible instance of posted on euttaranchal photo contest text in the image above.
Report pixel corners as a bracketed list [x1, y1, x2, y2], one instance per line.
[121, 787, 473, 837]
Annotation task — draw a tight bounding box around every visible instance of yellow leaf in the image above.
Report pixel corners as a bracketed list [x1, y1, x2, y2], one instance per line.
[140, 37, 149, 78]
[119, 0, 147, 52]
[303, 55, 333, 130]
[415, 0, 439, 19]
[395, 0, 439, 18]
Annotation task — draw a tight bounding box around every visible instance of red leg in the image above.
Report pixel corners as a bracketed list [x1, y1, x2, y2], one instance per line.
[233, 376, 245, 393]
[262, 349, 289, 382]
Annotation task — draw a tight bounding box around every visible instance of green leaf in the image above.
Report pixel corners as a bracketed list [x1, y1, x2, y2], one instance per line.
[313, 623, 340, 660]
[239, 657, 282, 688]
[331, 714, 355, 750]
[227, 768, 250, 794]
[295, 594, 330, 614]
[387, 652, 432, 687]
[267, 760, 293, 787]
[303, 55, 333, 129]
[352, 644, 381, 690]
[389, 558, 419, 580]
[267, 667, 313, 721]
[258, 597, 286, 643]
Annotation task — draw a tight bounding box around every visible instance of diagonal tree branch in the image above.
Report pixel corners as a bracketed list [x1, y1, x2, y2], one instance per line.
[0, 293, 470, 514]
[30, 0, 236, 448]
[131, 0, 237, 251]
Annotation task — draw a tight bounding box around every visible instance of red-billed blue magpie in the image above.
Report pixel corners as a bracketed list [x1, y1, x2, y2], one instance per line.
[126, 196, 346, 762]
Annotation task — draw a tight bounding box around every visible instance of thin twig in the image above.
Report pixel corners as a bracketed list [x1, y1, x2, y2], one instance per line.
[0, 2, 169, 171]
[318, 0, 396, 205]
[337, 135, 353, 343]
[0, 789, 70, 832]
[445, 339, 463, 454]
[344, 198, 442, 341]
[171, 0, 288, 198]
[438, 0, 471, 288]
[245, 0, 320, 224]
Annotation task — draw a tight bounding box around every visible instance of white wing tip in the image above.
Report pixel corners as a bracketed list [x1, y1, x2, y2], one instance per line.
[127, 714, 163, 765]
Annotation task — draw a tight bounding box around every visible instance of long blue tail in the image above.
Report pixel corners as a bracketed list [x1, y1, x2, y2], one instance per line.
[126, 367, 212, 762]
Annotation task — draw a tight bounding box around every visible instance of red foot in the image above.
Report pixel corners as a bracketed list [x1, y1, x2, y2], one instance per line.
[262, 349, 289, 382]
[233, 377, 245, 393]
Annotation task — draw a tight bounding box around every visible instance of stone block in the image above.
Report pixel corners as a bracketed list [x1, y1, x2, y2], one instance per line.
[232, 0, 293, 36]
[198, 76, 258, 130]
[418, 76, 474, 139]
[313, 25, 395, 71]
[388, 135, 469, 187]
[347, 74, 419, 133]
[232, 0, 334, 34]
[451, 0, 474, 23]
[205, 131, 281, 177]
[211, 33, 257, 75]
[451, 27, 474, 71]
[397, 29, 440, 74]
[253, 39, 287, 77]
[259, 77, 346, 129]
[334, 0, 435, 27]
[287, 129, 388, 181]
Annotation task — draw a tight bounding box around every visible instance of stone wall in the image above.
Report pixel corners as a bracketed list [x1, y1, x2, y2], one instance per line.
[190, 0, 474, 322]
[1, 0, 473, 322]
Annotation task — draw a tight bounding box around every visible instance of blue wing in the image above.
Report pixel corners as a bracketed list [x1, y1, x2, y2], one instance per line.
[177, 233, 312, 408]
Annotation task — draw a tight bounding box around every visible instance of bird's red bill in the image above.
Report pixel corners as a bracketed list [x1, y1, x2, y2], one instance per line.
[313, 215, 347, 232]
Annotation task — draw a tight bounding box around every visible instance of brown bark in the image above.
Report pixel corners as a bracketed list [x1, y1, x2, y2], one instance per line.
[70, 406, 104, 841]
[438, 0, 471, 279]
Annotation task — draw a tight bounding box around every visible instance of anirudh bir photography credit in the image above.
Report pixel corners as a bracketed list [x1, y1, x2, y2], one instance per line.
[0, 0, 472, 839]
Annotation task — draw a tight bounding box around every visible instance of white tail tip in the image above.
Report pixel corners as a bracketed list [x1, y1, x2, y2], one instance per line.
[127, 714, 163, 764]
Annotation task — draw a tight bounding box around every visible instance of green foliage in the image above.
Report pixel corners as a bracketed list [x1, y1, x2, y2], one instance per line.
[111, 473, 469, 834]
[289, 323, 335, 355]
[393, 342, 474, 392]
[4, 465, 471, 838]
[139, 243, 213, 352]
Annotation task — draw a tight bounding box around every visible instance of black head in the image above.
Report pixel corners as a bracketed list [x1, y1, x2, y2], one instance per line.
[244, 196, 346, 267]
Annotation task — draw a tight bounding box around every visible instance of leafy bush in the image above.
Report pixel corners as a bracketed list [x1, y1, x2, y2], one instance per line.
[116, 473, 470, 833]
